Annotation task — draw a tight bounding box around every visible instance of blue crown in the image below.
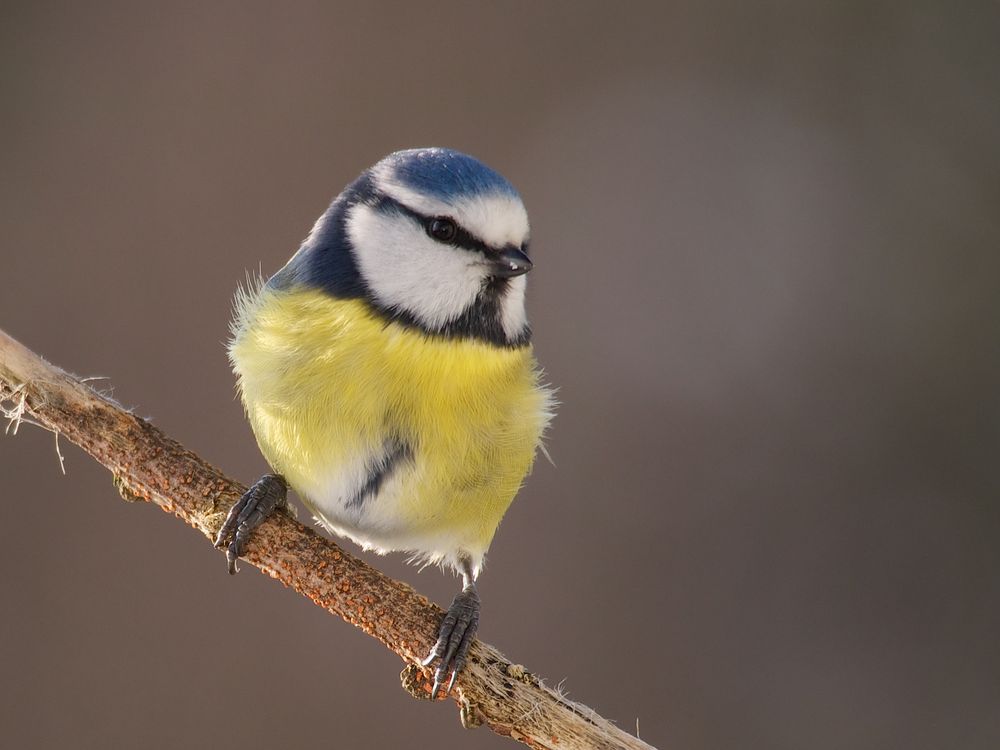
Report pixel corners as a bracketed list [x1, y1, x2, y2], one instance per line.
[379, 148, 519, 201]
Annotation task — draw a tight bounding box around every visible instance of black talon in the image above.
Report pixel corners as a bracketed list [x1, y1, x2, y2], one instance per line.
[423, 583, 480, 699]
[214, 473, 288, 574]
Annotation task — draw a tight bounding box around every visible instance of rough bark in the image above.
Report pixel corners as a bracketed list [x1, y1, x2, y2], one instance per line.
[0, 328, 655, 750]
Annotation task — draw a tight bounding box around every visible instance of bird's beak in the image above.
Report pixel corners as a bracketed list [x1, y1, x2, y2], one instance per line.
[489, 246, 533, 278]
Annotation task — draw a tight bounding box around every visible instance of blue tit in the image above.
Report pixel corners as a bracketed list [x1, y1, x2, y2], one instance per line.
[214, 148, 555, 697]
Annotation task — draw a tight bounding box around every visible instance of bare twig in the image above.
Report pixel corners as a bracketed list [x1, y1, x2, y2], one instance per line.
[0, 328, 655, 750]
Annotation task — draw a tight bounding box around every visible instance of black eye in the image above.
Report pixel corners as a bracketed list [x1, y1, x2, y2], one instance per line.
[428, 217, 458, 243]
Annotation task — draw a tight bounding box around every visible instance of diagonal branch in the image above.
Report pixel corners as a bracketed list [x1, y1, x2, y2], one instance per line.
[0, 328, 655, 750]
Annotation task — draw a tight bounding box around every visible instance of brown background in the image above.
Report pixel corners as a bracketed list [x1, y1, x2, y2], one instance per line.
[1, 2, 998, 749]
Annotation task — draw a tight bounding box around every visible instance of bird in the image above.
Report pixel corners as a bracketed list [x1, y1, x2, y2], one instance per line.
[214, 147, 554, 698]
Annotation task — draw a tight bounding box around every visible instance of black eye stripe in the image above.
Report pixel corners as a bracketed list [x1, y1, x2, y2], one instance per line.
[370, 192, 493, 255]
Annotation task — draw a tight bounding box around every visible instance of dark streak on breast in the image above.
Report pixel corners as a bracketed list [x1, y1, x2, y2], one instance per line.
[346, 438, 413, 510]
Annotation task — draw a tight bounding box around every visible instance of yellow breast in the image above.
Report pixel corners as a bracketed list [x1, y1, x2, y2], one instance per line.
[229, 284, 552, 567]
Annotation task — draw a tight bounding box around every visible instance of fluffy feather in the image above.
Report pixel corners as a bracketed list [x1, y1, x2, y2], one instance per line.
[230, 284, 554, 576]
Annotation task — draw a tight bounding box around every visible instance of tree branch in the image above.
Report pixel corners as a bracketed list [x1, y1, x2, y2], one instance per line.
[0, 328, 655, 750]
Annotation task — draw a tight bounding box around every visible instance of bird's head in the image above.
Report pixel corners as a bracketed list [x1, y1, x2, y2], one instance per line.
[276, 148, 533, 347]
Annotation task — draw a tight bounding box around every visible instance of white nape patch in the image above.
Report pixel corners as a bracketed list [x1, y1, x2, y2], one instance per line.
[347, 203, 488, 330]
[372, 164, 530, 250]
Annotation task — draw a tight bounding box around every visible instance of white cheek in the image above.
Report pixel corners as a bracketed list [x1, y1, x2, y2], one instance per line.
[347, 204, 486, 329]
[500, 274, 528, 339]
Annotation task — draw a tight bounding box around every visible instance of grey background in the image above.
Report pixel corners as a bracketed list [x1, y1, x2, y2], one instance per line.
[1, 2, 998, 749]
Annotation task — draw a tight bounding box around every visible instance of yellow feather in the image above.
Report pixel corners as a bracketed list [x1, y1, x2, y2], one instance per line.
[229, 284, 553, 569]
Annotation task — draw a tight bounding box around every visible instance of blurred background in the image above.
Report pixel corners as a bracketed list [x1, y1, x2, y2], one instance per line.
[1, 2, 998, 749]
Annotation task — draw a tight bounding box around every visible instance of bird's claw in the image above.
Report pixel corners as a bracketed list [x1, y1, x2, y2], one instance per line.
[423, 585, 480, 699]
[214, 473, 287, 574]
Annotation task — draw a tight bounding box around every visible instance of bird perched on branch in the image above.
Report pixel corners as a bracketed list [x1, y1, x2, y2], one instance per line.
[215, 148, 554, 697]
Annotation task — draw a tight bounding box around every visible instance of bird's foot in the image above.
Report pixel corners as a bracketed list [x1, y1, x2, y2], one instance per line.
[213, 473, 288, 574]
[422, 585, 480, 699]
